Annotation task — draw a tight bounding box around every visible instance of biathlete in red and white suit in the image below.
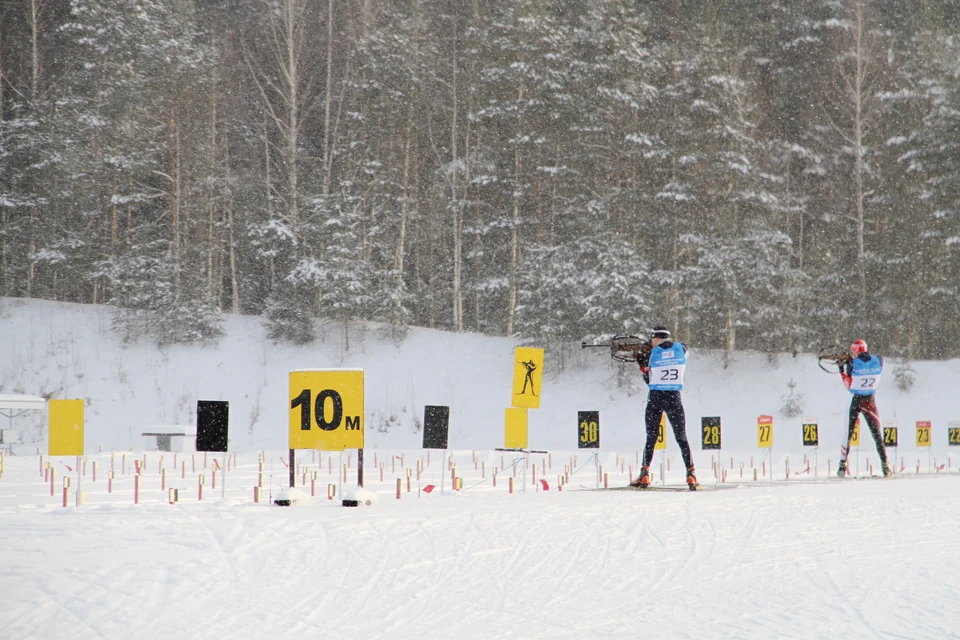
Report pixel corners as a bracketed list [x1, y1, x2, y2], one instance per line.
[838, 339, 891, 477]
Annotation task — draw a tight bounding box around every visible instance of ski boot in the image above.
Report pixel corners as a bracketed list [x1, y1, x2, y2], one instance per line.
[881, 461, 891, 477]
[686, 466, 699, 491]
[629, 466, 651, 488]
[837, 459, 848, 477]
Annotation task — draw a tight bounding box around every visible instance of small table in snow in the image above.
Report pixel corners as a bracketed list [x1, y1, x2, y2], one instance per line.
[142, 432, 187, 452]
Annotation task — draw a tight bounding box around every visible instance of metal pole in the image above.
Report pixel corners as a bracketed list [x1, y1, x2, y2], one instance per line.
[357, 448, 364, 487]
[440, 451, 446, 495]
[288, 449, 295, 488]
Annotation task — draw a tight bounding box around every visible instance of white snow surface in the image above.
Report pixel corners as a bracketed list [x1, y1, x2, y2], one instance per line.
[2, 298, 960, 639]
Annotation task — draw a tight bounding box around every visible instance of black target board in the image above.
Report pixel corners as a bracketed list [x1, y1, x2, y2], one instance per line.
[578, 411, 600, 449]
[423, 405, 450, 450]
[196, 400, 229, 452]
[701, 416, 722, 450]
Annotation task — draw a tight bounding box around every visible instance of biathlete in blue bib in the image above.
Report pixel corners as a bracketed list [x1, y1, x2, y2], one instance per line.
[629, 326, 698, 490]
[838, 339, 890, 477]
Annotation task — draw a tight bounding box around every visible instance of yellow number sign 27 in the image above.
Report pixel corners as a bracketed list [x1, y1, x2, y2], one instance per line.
[757, 415, 773, 449]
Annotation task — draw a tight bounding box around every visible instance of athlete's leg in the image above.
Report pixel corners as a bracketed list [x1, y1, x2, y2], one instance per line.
[838, 399, 860, 476]
[642, 396, 662, 468]
[664, 394, 693, 470]
[844, 399, 860, 459]
[860, 396, 888, 465]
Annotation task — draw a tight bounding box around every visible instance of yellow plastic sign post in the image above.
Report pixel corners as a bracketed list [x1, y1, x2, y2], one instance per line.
[289, 369, 364, 451]
[511, 347, 544, 409]
[505, 407, 528, 449]
[757, 415, 773, 449]
[654, 413, 667, 450]
[850, 417, 861, 447]
[49, 399, 84, 456]
[916, 421, 931, 448]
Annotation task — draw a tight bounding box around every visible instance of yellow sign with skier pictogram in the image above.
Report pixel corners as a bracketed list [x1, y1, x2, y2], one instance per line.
[511, 347, 544, 409]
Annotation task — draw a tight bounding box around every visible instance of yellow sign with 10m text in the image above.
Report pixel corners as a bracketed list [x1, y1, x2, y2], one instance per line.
[289, 369, 364, 451]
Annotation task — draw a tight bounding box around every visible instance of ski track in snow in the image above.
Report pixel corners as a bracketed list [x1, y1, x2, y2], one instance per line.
[2, 452, 960, 639]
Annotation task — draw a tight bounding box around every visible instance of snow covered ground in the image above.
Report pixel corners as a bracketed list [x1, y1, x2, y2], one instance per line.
[2, 298, 960, 639]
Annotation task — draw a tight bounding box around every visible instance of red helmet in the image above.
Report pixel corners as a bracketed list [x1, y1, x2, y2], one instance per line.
[850, 339, 867, 355]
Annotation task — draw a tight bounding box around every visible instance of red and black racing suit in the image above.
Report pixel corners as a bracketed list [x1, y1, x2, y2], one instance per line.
[841, 353, 888, 466]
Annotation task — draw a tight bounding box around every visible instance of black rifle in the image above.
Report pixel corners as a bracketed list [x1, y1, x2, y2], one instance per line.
[581, 335, 651, 363]
[818, 344, 853, 373]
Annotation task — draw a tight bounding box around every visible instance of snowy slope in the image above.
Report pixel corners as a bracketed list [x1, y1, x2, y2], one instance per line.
[2, 297, 958, 460]
[2, 298, 960, 639]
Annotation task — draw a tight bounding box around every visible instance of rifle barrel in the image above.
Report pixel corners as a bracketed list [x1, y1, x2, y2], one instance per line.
[581, 342, 612, 349]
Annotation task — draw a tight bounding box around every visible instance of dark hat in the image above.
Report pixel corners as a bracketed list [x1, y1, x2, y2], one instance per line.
[651, 326, 671, 340]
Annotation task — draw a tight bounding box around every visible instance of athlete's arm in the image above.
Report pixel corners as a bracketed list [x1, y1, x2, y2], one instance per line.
[840, 361, 852, 390]
[637, 351, 651, 385]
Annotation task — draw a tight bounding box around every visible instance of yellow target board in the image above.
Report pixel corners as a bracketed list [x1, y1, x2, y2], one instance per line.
[655, 413, 667, 450]
[49, 399, 84, 456]
[288, 369, 364, 451]
[757, 415, 773, 449]
[505, 407, 528, 449]
[511, 347, 544, 409]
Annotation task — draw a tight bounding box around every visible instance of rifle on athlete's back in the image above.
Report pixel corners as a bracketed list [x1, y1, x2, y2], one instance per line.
[581, 335, 651, 363]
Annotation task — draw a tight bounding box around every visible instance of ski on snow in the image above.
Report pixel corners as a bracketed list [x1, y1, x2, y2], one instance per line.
[579, 483, 739, 493]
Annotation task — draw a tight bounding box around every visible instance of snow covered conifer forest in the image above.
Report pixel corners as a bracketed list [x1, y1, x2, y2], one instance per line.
[2, 1, 960, 359]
